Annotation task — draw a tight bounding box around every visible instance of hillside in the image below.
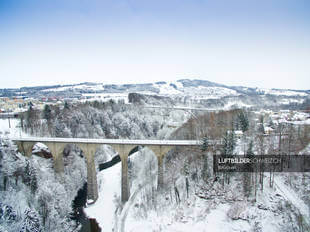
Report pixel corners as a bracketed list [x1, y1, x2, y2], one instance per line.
[1, 79, 309, 112]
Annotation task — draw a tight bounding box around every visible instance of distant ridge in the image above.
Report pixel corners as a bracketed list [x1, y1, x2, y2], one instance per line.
[0, 79, 309, 99]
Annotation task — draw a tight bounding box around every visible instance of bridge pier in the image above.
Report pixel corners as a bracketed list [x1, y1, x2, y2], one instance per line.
[120, 153, 129, 203]
[16, 141, 34, 158]
[157, 154, 164, 189]
[111, 144, 135, 203]
[45, 142, 65, 173]
[86, 154, 98, 202]
[149, 145, 172, 190]
[79, 144, 99, 203]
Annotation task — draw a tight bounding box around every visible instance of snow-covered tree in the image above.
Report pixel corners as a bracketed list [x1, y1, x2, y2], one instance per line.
[243, 141, 254, 198]
[43, 104, 52, 121]
[201, 136, 209, 152]
[221, 130, 236, 157]
[238, 110, 249, 133]
[257, 115, 265, 134]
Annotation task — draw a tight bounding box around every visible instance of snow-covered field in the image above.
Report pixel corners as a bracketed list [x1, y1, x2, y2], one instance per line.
[42, 83, 105, 92]
[81, 93, 129, 104]
[262, 89, 308, 96]
[0, 118, 27, 138]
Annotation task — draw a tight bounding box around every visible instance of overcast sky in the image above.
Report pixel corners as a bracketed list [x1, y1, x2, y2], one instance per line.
[0, 0, 309, 89]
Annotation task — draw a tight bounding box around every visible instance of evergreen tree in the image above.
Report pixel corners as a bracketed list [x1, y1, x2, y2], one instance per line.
[235, 118, 240, 130]
[221, 130, 236, 185]
[64, 101, 70, 110]
[28, 101, 34, 108]
[246, 140, 254, 157]
[267, 118, 275, 129]
[25, 105, 39, 134]
[258, 123, 265, 134]
[200, 134, 211, 182]
[43, 104, 52, 121]
[221, 130, 236, 156]
[258, 115, 265, 134]
[243, 140, 254, 198]
[222, 131, 229, 155]
[174, 185, 180, 204]
[229, 128, 236, 155]
[185, 177, 189, 198]
[20, 209, 43, 232]
[24, 161, 38, 194]
[26, 105, 34, 122]
[202, 153, 209, 181]
[201, 136, 209, 151]
[238, 110, 249, 133]
[183, 158, 190, 177]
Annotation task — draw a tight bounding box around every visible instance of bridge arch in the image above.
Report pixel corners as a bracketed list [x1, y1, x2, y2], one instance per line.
[14, 138, 202, 203]
[103, 144, 173, 202]
[15, 141, 99, 202]
[16, 141, 65, 173]
[64, 143, 114, 203]
[147, 145, 172, 189]
[127, 146, 158, 195]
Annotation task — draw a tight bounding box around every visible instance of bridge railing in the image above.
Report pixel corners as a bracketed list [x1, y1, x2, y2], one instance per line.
[11, 137, 202, 146]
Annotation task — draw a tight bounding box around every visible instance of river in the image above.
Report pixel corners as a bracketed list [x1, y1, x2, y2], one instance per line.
[72, 152, 125, 232]
[72, 183, 102, 232]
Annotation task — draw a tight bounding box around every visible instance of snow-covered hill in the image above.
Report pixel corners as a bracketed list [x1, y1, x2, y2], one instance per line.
[1, 79, 309, 113]
[2, 79, 308, 100]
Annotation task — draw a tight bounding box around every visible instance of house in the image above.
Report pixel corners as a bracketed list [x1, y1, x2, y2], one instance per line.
[234, 130, 243, 138]
[265, 127, 274, 135]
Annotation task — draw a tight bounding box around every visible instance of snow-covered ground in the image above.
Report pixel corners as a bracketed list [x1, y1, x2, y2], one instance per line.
[185, 86, 239, 100]
[158, 203, 250, 232]
[223, 100, 252, 110]
[154, 83, 182, 95]
[85, 148, 158, 231]
[84, 141, 310, 232]
[122, 174, 310, 232]
[85, 162, 121, 231]
[81, 93, 129, 104]
[0, 118, 27, 138]
[274, 175, 310, 224]
[42, 83, 105, 92]
[262, 89, 308, 96]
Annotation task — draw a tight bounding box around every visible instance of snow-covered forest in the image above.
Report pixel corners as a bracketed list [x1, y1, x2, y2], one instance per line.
[22, 100, 187, 140]
[1, 99, 310, 232]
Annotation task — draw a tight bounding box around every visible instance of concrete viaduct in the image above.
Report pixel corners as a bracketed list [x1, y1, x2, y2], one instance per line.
[12, 137, 201, 203]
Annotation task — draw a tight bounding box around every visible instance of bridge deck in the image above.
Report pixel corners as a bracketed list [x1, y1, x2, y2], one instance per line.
[144, 105, 219, 111]
[12, 137, 201, 146]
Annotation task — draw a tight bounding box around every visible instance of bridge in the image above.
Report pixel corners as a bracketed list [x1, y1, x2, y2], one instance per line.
[12, 137, 201, 203]
[143, 105, 219, 112]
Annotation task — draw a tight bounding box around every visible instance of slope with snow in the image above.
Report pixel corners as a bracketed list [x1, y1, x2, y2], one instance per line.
[84, 134, 310, 232]
[261, 88, 308, 96]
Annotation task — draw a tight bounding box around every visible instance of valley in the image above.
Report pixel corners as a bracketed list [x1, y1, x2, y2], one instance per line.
[0, 79, 310, 232]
